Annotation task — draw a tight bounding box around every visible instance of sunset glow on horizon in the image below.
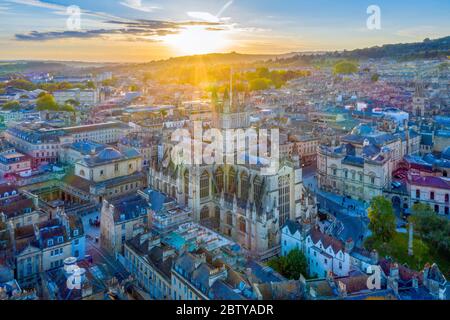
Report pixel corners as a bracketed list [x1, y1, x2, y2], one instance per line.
[0, 0, 449, 62]
[163, 25, 232, 56]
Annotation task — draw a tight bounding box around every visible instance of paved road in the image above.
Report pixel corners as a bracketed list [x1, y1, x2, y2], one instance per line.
[303, 163, 318, 193]
[317, 192, 369, 245]
[82, 212, 129, 281]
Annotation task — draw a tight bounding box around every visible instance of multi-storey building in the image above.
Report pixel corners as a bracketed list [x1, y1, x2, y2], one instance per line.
[118, 134, 159, 167]
[123, 232, 174, 299]
[100, 194, 150, 256]
[0, 150, 32, 178]
[148, 92, 305, 260]
[4, 125, 68, 167]
[59, 140, 106, 164]
[317, 124, 420, 203]
[8, 209, 85, 284]
[0, 185, 44, 228]
[4, 121, 132, 167]
[62, 122, 132, 145]
[53, 88, 99, 106]
[409, 175, 450, 216]
[292, 135, 319, 166]
[73, 146, 144, 203]
[281, 220, 352, 278]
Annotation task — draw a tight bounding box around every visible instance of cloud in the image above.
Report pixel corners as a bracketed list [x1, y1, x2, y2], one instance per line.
[7, 0, 63, 11]
[187, 0, 233, 23]
[15, 27, 177, 41]
[15, 30, 108, 41]
[13, 18, 223, 42]
[7, 0, 129, 22]
[120, 0, 160, 13]
[187, 12, 221, 23]
[0, 4, 11, 14]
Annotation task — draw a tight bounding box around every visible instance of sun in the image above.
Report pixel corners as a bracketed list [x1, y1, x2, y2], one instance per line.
[164, 26, 230, 55]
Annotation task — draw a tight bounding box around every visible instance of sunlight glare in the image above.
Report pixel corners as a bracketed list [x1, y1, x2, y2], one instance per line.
[164, 26, 230, 55]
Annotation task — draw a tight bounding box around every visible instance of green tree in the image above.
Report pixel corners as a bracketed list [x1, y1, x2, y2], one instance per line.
[65, 99, 80, 107]
[368, 196, 396, 243]
[7, 79, 35, 91]
[267, 249, 307, 280]
[256, 67, 270, 78]
[159, 110, 168, 118]
[267, 256, 288, 276]
[333, 61, 359, 75]
[85, 81, 95, 89]
[58, 81, 73, 90]
[36, 93, 58, 111]
[2, 100, 21, 110]
[371, 73, 380, 82]
[284, 249, 308, 280]
[60, 104, 76, 113]
[410, 203, 450, 255]
[129, 84, 140, 91]
[102, 78, 117, 86]
[249, 78, 272, 91]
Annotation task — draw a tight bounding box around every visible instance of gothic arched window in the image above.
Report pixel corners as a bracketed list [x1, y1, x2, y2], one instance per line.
[215, 167, 224, 193]
[200, 171, 210, 199]
[240, 171, 249, 200]
[228, 167, 236, 193]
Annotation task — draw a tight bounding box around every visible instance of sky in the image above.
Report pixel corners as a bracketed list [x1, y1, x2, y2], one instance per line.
[0, 0, 449, 62]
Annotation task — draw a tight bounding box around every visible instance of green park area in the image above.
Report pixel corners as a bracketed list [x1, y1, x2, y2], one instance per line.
[365, 198, 450, 276]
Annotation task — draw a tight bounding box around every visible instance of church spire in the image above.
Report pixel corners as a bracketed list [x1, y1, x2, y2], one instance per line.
[211, 88, 219, 112]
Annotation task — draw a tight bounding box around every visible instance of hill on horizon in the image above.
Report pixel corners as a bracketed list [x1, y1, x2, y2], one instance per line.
[1, 36, 448, 75]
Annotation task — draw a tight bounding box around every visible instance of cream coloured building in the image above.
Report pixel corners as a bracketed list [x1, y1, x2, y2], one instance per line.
[318, 124, 420, 203]
[148, 92, 306, 260]
[53, 88, 99, 106]
[63, 122, 132, 145]
[100, 195, 150, 256]
[74, 146, 144, 203]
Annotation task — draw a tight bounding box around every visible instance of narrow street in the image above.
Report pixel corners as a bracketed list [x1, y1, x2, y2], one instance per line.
[302, 163, 369, 247]
[81, 212, 129, 281]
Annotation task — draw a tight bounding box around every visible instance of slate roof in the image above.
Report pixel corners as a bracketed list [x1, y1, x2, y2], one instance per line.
[283, 220, 303, 235]
[209, 279, 246, 300]
[69, 141, 106, 155]
[310, 228, 345, 253]
[110, 194, 150, 223]
[245, 260, 285, 284]
[257, 280, 305, 300]
[342, 155, 365, 167]
[80, 147, 140, 166]
[409, 175, 450, 190]
[335, 275, 370, 294]
[0, 196, 35, 218]
[379, 259, 423, 287]
[362, 144, 381, 158]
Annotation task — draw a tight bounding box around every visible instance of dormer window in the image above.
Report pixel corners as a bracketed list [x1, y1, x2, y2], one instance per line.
[57, 236, 64, 243]
[73, 229, 79, 236]
[48, 239, 54, 246]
